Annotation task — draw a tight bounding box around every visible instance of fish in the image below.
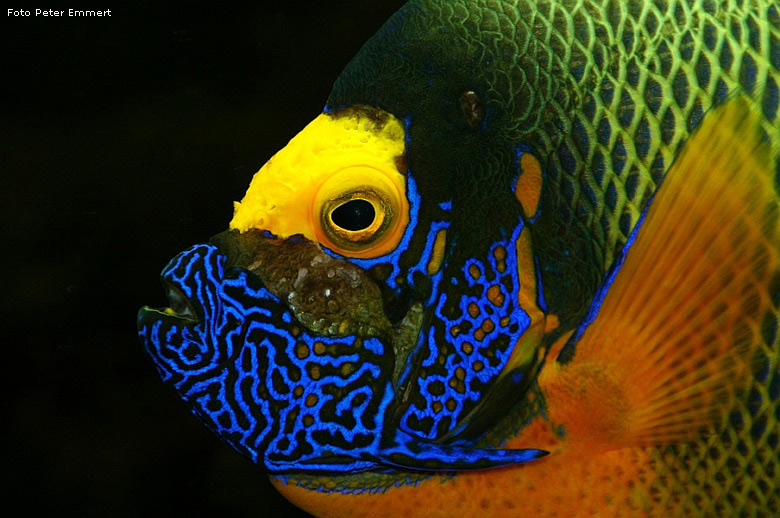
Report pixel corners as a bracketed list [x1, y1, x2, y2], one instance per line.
[138, 0, 780, 516]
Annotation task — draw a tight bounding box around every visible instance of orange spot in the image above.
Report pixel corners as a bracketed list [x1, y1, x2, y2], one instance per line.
[427, 229, 447, 275]
[293, 386, 304, 397]
[468, 302, 480, 318]
[474, 329, 486, 341]
[515, 228, 540, 317]
[451, 326, 461, 338]
[461, 342, 473, 354]
[445, 399, 457, 411]
[515, 153, 543, 218]
[455, 367, 466, 380]
[482, 319, 495, 334]
[473, 360, 484, 372]
[493, 246, 508, 273]
[487, 285, 505, 307]
[504, 226, 547, 372]
[432, 401, 443, 414]
[309, 365, 321, 380]
[468, 263, 481, 280]
[305, 394, 319, 407]
[295, 343, 310, 359]
[303, 415, 314, 427]
[313, 342, 326, 355]
[500, 316, 511, 327]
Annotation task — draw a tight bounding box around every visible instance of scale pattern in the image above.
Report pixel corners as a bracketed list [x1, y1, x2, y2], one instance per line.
[415, 0, 780, 514]
[363, 0, 779, 328]
[424, 0, 780, 266]
[321, 0, 779, 512]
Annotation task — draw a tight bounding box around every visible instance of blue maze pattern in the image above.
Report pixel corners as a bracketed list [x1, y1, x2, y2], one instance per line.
[139, 244, 545, 473]
[399, 221, 532, 440]
[140, 244, 393, 472]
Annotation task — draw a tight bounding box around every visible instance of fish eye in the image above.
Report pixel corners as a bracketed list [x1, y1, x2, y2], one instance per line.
[313, 166, 410, 259]
[331, 198, 376, 231]
[320, 188, 392, 250]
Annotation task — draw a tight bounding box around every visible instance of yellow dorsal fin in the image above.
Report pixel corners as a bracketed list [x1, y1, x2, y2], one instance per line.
[554, 96, 779, 448]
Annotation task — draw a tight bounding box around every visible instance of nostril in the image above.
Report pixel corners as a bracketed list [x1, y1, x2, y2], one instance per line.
[164, 282, 197, 320]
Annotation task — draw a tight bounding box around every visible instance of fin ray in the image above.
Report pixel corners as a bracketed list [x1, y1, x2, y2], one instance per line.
[559, 96, 779, 447]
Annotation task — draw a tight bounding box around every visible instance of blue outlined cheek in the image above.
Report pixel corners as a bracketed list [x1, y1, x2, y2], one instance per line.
[141, 239, 547, 473]
[397, 219, 534, 441]
[141, 243, 399, 472]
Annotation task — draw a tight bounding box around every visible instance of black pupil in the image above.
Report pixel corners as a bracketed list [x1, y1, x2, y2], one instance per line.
[331, 199, 376, 231]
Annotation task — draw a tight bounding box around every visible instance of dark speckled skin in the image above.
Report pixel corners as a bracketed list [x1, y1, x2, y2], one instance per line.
[211, 230, 393, 338]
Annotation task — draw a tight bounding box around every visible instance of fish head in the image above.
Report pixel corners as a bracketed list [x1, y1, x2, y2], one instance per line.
[228, 100, 551, 445]
[137, 111, 409, 469]
[138, 103, 548, 472]
[138, 7, 553, 473]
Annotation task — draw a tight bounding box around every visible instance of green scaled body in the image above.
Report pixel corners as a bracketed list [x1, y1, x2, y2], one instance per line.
[329, 0, 780, 330]
[313, 0, 780, 510]
[140, 1, 780, 515]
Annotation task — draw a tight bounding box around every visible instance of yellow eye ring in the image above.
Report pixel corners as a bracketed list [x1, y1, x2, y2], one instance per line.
[313, 166, 409, 259]
[230, 110, 410, 259]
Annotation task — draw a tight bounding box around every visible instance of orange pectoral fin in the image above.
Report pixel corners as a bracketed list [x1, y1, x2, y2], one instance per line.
[551, 96, 780, 448]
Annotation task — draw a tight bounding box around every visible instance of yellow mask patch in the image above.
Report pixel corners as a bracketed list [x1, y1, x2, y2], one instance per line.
[230, 109, 409, 259]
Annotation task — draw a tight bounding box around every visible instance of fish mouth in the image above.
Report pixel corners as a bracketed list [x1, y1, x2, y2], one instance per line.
[137, 245, 215, 330]
[137, 290, 196, 348]
[138, 281, 199, 324]
[162, 281, 198, 320]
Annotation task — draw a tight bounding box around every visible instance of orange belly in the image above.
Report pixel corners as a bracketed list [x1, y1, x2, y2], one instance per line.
[272, 365, 658, 518]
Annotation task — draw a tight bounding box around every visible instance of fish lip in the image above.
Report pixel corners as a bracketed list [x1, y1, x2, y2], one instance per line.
[138, 243, 227, 333]
[137, 279, 202, 328]
[162, 280, 198, 320]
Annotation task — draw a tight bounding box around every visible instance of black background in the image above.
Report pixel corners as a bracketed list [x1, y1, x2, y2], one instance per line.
[3, 1, 405, 516]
